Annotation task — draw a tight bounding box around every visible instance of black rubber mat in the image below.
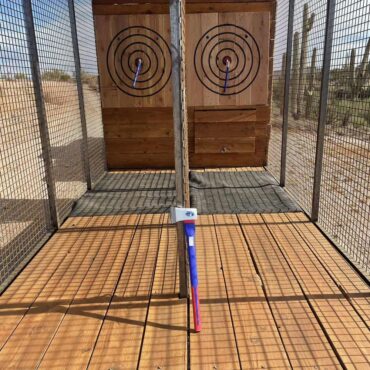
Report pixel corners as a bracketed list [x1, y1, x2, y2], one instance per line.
[71, 170, 300, 216]
[190, 171, 301, 214]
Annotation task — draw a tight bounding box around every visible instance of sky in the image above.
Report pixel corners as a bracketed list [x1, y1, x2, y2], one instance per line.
[0, 0, 98, 77]
[0, 0, 369, 77]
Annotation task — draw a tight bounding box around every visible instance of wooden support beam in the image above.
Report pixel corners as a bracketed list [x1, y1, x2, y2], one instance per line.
[92, 0, 271, 4]
[169, 0, 190, 299]
[92, 2, 274, 15]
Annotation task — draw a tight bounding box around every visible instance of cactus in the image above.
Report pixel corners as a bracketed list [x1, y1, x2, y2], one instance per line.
[290, 32, 300, 116]
[347, 38, 370, 98]
[342, 109, 351, 127]
[351, 38, 370, 97]
[280, 52, 286, 115]
[349, 48, 356, 97]
[296, 3, 315, 118]
[305, 47, 317, 118]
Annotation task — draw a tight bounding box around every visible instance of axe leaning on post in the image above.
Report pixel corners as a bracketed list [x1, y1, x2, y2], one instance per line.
[171, 207, 201, 332]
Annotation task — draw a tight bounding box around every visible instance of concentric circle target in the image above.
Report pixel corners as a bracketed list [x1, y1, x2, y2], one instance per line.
[194, 24, 261, 96]
[107, 26, 172, 97]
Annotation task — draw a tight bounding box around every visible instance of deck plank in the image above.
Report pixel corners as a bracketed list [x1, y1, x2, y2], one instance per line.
[88, 214, 164, 369]
[0, 217, 94, 349]
[0, 193, 368, 370]
[36, 214, 140, 369]
[238, 214, 341, 368]
[190, 215, 240, 370]
[0, 215, 122, 369]
[213, 214, 291, 369]
[263, 213, 370, 368]
[138, 223, 187, 369]
[286, 212, 370, 326]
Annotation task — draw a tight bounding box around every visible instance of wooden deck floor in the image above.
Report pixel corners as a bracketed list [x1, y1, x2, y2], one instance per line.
[0, 212, 369, 369]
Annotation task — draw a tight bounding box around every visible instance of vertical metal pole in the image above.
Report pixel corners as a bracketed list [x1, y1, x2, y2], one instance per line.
[90, 8, 108, 173]
[68, 0, 92, 190]
[311, 0, 336, 222]
[22, 0, 59, 230]
[280, 0, 295, 187]
[169, 0, 190, 299]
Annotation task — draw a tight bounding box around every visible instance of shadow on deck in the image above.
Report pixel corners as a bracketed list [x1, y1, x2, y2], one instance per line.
[0, 169, 368, 369]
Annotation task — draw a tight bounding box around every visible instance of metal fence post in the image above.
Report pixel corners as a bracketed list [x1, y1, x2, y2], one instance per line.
[22, 0, 59, 230]
[169, 0, 190, 299]
[311, 0, 336, 222]
[68, 0, 92, 190]
[280, 0, 295, 187]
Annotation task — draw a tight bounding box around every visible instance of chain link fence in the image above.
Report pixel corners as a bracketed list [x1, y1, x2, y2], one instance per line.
[0, 0, 51, 289]
[319, 0, 370, 272]
[285, 0, 327, 214]
[74, 0, 106, 186]
[0, 0, 105, 290]
[31, 0, 87, 222]
[1, 0, 369, 289]
[268, 0, 289, 180]
[270, 0, 370, 275]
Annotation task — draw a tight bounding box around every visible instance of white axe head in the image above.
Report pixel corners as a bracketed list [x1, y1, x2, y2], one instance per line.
[170, 207, 198, 223]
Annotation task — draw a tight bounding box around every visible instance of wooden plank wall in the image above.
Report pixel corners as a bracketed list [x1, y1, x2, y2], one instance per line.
[191, 106, 270, 167]
[104, 106, 270, 168]
[93, 1, 275, 169]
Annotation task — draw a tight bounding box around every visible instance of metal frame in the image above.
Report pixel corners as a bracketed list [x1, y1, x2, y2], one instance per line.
[280, 0, 295, 187]
[169, 0, 190, 298]
[68, 0, 92, 190]
[311, 0, 336, 222]
[22, 0, 59, 230]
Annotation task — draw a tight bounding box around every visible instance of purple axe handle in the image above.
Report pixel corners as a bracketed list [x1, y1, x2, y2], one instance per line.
[184, 221, 201, 332]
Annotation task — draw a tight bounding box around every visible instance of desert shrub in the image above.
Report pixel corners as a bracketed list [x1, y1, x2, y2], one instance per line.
[362, 103, 370, 126]
[14, 73, 27, 80]
[42, 69, 71, 81]
[81, 70, 99, 91]
[273, 81, 283, 104]
[1, 74, 14, 81]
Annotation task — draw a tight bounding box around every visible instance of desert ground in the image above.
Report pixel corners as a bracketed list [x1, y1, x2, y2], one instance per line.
[269, 105, 370, 273]
[0, 79, 105, 272]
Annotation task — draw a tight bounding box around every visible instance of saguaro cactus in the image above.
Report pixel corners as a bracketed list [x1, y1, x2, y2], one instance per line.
[280, 52, 286, 115]
[305, 47, 317, 118]
[349, 48, 356, 97]
[350, 38, 370, 97]
[357, 38, 370, 81]
[297, 3, 315, 118]
[290, 32, 300, 116]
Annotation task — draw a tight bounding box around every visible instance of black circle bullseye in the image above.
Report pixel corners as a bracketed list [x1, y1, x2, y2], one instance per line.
[194, 24, 261, 96]
[107, 26, 171, 97]
[223, 56, 232, 65]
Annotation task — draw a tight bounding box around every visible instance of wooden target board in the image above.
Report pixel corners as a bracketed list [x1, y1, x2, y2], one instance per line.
[93, 3, 274, 169]
[95, 14, 173, 108]
[187, 12, 270, 107]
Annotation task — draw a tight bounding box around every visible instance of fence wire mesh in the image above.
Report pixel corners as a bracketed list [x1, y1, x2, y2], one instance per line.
[274, 0, 370, 274]
[74, 0, 106, 186]
[31, 0, 86, 222]
[0, 0, 51, 289]
[318, 0, 370, 273]
[0, 0, 105, 289]
[1, 0, 369, 288]
[268, 0, 289, 180]
[284, 0, 327, 214]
